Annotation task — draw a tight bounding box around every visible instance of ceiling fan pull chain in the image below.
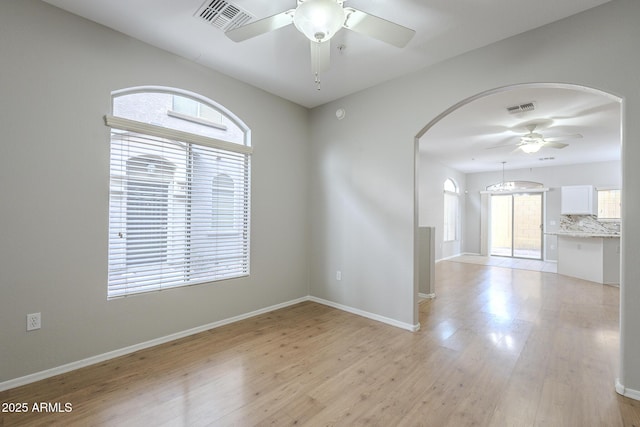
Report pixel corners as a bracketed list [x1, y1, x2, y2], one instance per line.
[315, 72, 321, 90]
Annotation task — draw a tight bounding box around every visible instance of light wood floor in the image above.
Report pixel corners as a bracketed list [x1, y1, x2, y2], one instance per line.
[2, 261, 640, 426]
[448, 254, 558, 274]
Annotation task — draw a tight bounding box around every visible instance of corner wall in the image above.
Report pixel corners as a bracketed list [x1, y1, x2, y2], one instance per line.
[0, 0, 310, 382]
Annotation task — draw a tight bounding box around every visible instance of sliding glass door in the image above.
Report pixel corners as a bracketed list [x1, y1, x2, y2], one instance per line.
[490, 193, 542, 259]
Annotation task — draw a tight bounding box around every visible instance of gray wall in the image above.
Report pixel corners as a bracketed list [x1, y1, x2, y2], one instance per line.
[418, 154, 466, 261]
[0, 0, 309, 382]
[307, 99, 416, 326]
[464, 161, 621, 260]
[308, 0, 640, 392]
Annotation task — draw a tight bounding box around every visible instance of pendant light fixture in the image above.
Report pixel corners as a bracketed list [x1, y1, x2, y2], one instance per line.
[486, 162, 544, 192]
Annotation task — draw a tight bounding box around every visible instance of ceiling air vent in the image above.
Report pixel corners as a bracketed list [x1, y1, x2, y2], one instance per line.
[506, 102, 536, 114]
[195, 0, 253, 32]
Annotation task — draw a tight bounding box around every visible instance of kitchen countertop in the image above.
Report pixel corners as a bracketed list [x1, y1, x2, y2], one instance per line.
[545, 231, 620, 238]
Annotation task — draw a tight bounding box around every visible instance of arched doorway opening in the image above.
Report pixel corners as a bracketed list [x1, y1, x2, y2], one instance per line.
[413, 82, 623, 332]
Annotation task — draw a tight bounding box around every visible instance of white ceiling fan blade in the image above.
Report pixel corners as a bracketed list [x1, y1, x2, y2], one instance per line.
[225, 10, 294, 42]
[486, 143, 514, 150]
[543, 134, 583, 142]
[343, 8, 415, 48]
[544, 142, 569, 149]
[310, 40, 330, 74]
[485, 135, 517, 149]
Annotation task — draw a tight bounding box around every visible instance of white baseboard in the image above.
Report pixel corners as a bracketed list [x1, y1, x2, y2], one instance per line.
[436, 252, 478, 263]
[436, 254, 460, 263]
[0, 296, 308, 392]
[1, 295, 422, 391]
[308, 296, 420, 332]
[419, 292, 436, 299]
[616, 378, 640, 401]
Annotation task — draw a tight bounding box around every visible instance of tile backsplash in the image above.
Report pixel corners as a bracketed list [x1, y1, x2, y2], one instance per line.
[560, 215, 620, 234]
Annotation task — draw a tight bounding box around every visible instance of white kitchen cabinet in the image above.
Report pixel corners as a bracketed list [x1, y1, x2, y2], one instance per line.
[603, 237, 621, 285]
[557, 235, 620, 285]
[561, 185, 595, 215]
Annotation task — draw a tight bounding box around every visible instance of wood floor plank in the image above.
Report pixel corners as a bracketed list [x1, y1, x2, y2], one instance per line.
[2, 262, 637, 426]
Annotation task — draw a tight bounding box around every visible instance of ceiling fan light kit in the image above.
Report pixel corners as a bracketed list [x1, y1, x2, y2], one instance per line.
[294, 0, 345, 42]
[520, 142, 543, 154]
[487, 122, 578, 154]
[517, 123, 575, 153]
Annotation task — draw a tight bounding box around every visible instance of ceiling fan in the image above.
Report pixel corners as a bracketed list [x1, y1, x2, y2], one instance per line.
[225, 0, 415, 87]
[488, 123, 582, 154]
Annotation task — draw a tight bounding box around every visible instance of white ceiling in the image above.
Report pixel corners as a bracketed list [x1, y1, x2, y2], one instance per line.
[41, 0, 620, 173]
[42, 0, 611, 108]
[420, 86, 621, 173]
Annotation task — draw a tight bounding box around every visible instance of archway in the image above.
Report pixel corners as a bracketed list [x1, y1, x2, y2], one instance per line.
[413, 82, 623, 345]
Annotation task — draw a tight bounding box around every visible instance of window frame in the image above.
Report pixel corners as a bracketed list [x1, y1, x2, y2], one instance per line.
[105, 86, 251, 299]
[168, 95, 228, 130]
[596, 187, 621, 221]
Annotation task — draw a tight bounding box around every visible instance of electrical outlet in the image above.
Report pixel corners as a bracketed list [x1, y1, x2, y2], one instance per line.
[336, 271, 342, 281]
[27, 313, 41, 331]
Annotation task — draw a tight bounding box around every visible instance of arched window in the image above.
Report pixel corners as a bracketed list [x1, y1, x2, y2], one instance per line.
[444, 178, 457, 193]
[105, 87, 251, 298]
[444, 178, 459, 242]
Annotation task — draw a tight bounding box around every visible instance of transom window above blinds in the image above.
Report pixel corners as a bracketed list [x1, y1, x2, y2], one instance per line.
[105, 88, 251, 298]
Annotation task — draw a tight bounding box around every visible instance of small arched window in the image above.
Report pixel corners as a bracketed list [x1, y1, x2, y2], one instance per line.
[105, 87, 251, 298]
[444, 179, 459, 242]
[444, 178, 458, 193]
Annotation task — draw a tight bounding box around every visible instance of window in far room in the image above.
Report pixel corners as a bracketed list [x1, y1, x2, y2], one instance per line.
[105, 88, 251, 298]
[597, 188, 621, 220]
[444, 178, 459, 242]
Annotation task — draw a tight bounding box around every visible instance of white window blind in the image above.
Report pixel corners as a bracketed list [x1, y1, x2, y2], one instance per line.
[444, 192, 458, 242]
[105, 112, 250, 298]
[443, 178, 459, 242]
